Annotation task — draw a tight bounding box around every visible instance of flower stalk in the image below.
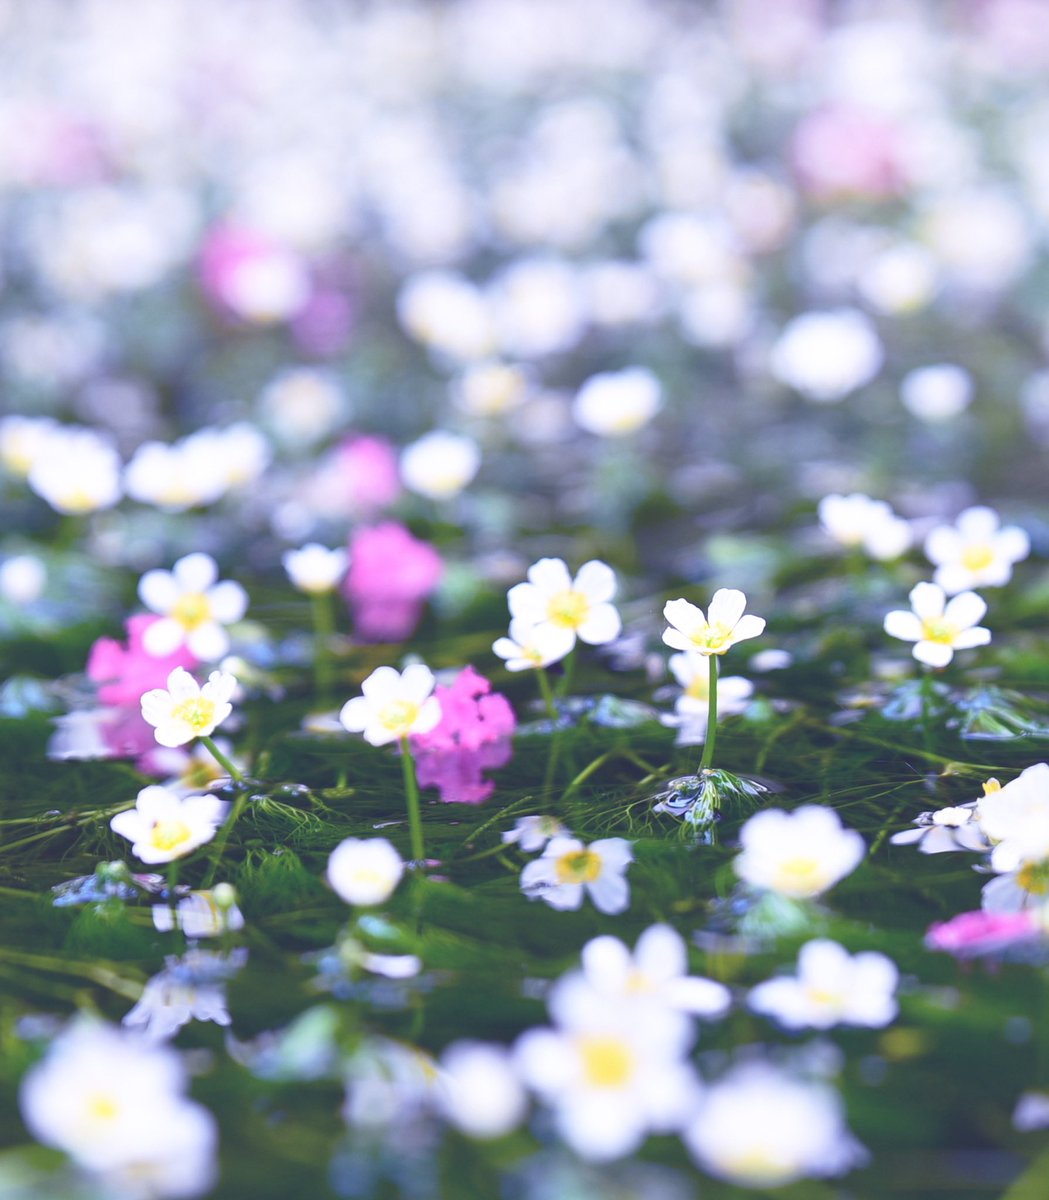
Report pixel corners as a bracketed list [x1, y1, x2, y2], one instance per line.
[699, 654, 719, 772]
[199, 735, 245, 783]
[400, 737, 425, 863]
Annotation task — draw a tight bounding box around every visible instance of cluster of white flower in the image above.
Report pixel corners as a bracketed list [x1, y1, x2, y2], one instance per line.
[818, 492, 913, 561]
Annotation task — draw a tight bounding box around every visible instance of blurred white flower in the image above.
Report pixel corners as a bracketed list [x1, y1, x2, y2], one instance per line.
[437, 1041, 528, 1140]
[668, 651, 752, 740]
[520, 835, 633, 914]
[327, 836, 405, 907]
[153, 887, 245, 938]
[27, 426, 123, 514]
[123, 949, 246, 1041]
[507, 558, 622, 648]
[572, 367, 663, 437]
[890, 799, 988, 854]
[400, 430, 481, 501]
[0, 414, 59, 477]
[258, 367, 349, 449]
[900, 364, 974, 422]
[924, 506, 1030, 594]
[770, 309, 883, 402]
[977, 764, 1049, 878]
[110, 785, 228, 864]
[883, 581, 990, 667]
[683, 1063, 866, 1187]
[492, 616, 576, 671]
[397, 270, 494, 361]
[138, 552, 249, 660]
[339, 664, 442, 746]
[662, 589, 765, 657]
[282, 543, 349, 594]
[817, 493, 913, 561]
[856, 241, 938, 314]
[921, 186, 1033, 292]
[734, 806, 865, 899]
[453, 360, 530, 416]
[124, 438, 228, 511]
[501, 814, 569, 853]
[0, 553, 47, 605]
[140, 667, 238, 748]
[748, 938, 898, 1029]
[488, 256, 587, 358]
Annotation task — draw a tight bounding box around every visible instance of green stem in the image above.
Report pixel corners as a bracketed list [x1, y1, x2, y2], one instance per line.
[201, 788, 250, 889]
[310, 590, 336, 700]
[167, 860, 179, 918]
[199, 735, 245, 782]
[699, 654, 719, 772]
[536, 667, 558, 721]
[400, 738, 425, 864]
[555, 648, 576, 699]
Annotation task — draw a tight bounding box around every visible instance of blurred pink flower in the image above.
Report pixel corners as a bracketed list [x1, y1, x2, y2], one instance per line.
[792, 108, 904, 201]
[926, 909, 1040, 957]
[291, 287, 354, 356]
[343, 522, 443, 642]
[197, 223, 311, 324]
[337, 436, 402, 513]
[87, 615, 198, 708]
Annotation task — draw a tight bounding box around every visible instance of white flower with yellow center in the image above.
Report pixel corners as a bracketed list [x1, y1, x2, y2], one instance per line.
[748, 939, 898, 1029]
[883, 581, 990, 668]
[976, 765, 1049, 889]
[399, 430, 481, 501]
[27, 426, 123, 515]
[519, 835, 633, 914]
[138, 552, 249, 660]
[501, 814, 569, 852]
[683, 1063, 866, 1187]
[140, 667, 238, 748]
[492, 616, 575, 671]
[571, 366, 663, 437]
[817, 492, 913, 561]
[924, 505, 1030, 594]
[282, 543, 349, 594]
[663, 589, 765, 657]
[0, 414, 59, 477]
[734, 806, 865, 899]
[339, 664, 442, 747]
[327, 837, 405, 907]
[110, 785, 228, 865]
[668, 651, 753, 742]
[507, 558, 622, 648]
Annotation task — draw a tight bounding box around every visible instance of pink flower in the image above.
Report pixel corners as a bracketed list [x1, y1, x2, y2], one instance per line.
[414, 739, 513, 805]
[336, 436, 402, 514]
[197, 223, 310, 324]
[86, 615, 198, 708]
[926, 909, 1041, 957]
[791, 107, 904, 201]
[343, 522, 443, 642]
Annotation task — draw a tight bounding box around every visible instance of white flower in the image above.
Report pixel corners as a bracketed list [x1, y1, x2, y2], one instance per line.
[339, 664, 442, 747]
[572, 367, 663, 437]
[19, 1017, 217, 1195]
[124, 439, 227, 511]
[667, 651, 752, 743]
[501, 814, 569, 853]
[123, 949, 246, 1041]
[110, 785, 228, 865]
[924, 506, 1030, 594]
[0, 414, 59, 477]
[343, 1037, 440, 1129]
[327, 837, 405, 907]
[515, 971, 701, 1162]
[492, 617, 576, 671]
[282, 543, 349, 594]
[683, 1063, 866, 1187]
[453, 360, 529, 416]
[520, 835, 633, 914]
[437, 1042, 528, 1140]
[138, 552, 249, 660]
[507, 558, 622, 648]
[0, 553, 47, 605]
[151, 737, 245, 795]
[817, 493, 913, 561]
[397, 270, 495, 361]
[27, 426, 123, 514]
[734, 806, 865, 899]
[141, 667, 238, 748]
[748, 939, 898, 1029]
[977, 764, 1049, 876]
[662, 589, 765, 657]
[487, 256, 586, 358]
[900, 364, 974, 422]
[769, 308, 883, 403]
[400, 430, 481, 501]
[883, 581, 991, 668]
[152, 888, 245, 938]
[259, 366, 349, 448]
[890, 800, 988, 854]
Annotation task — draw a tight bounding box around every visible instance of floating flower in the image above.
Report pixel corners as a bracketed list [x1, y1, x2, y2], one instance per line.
[110, 785, 228, 864]
[734, 806, 865, 899]
[890, 800, 988, 854]
[507, 558, 622, 648]
[87, 614, 198, 709]
[152, 886, 245, 938]
[138, 553, 248, 660]
[501, 814, 569, 853]
[924, 505, 1030, 595]
[282, 543, 349, 593]
[748, 939, 898, 1029]
[400, 430, 481, 501]
[140, 667, 238, 748]
[520, 835, 633, 914]
[883, 581, 991, 668]
[123, 949, 247, 1041]
[662, 589, 765, 657]
[492, 616, 576, 671]
[326, 837, 405, 907]
[339, 664, 442, 747]
[342, 522, 443, 643]
[817, 492, 913, 561]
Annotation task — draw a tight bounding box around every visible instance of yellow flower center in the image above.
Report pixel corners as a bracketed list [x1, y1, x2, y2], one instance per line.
[961, 543, 995, 573]
[719, 1146, 788, 1183]
[691, 622, 733, 654]
[983, 778, 1001, 796]
[150, 818, 193, 853]
[379, 699, 419, 733]
[172, 591, 211, 630]
[577, 1035, 634, 1088]
[555, 849, 602, 884]
[171, 696, 217, 734]
[547, 588, 589, 629]
[1017, 863, 1049, 896]
[804, 985, 845, 1010]
[61, 487, 101, 514]
[85, 1092, 121, 1122]
[183, 759, 221, 789]
[919, 617, 957, 644]
[773, 856, 827, 895]
[685, 673, 711, 701]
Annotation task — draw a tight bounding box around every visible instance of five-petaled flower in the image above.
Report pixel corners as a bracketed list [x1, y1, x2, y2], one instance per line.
[662, 589, 765, 657]
[138, 552, 248, 661]
[339, 664, 442, 746]
[883, 581, 990, 667]
[141, 667, 238, 748]
[110, 785, 228, 864]
[520, 835, 633, 914]
[507, 558, 622, 648]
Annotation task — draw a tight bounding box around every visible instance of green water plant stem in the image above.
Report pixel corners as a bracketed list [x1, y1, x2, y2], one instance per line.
[536, 667, 558, 720]
[555, 648, 576, 699]
[699, 654, 719, 772]
[311, 590, 336, 699]
[199, 735, 245, 782]
[400, 737, 425, 863]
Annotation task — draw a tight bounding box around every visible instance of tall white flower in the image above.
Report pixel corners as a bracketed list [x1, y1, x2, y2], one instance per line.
[924, 506, 1030, 594]
[327, 837, 405, 907]
[520, 835, 633, 914]
[400, 430, 481, 501]
[683, 1063, 866, 1187]
[492, 616, 575, 671]
[339, 664, 442, 746]
[140, 667, 238, 748]
[883, 581, 990, 668]
[734, 806, 865, 899]
[138, 553, 248, 660]
[282, 543, 349, 594]
[110, 785, 228, 864]
[748, 939, 898, 1029]
[663, 589, 765, 657]
[507, 558, 621, 648]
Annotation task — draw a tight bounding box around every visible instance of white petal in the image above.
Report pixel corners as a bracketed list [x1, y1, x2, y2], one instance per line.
[951, 627, 991, 650]
[207, 580, 248, 623]
[663, 598, 704, 636]
[883, 611, 923, 642]
[587, 872, 630, 914]
[997, 526, 1030, 563]
[933, 562, 973, 596]
[662, 628, 694, 653]
[172, 552, 218, 592]
[360, 666, 403, 703]
[589, 837, 634, 869]
[581, 936, 632, 991]
[706, 588, 747, 628]
[913, 640, 953, 668]
[956, 506, 1000, 539]
[909, 582, 945, 620]
[943, 590, 987, 629]
[573, 560, 616, 603]
[728, 614, 765, 644]
[576, 603, 622, 646]
[166, 667, 200, 701]
[400, 663, 436, 704]
[413, 695, 443, 734]
[634, 924, 687, 983]
[506, 582, 545, 624]
[137, 569, 179, 615]
[142, 618, 187, 657]
[666, 975, 732, 1017]
[339, 696, 370, 733]
[526, 557, 572, 596]
[187, 623, 230, 662]
[923, 526, 963, 566]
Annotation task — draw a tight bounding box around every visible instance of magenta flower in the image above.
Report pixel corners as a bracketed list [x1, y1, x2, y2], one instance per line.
[86, 615, 198, 708]
[336, 436, 402, 514]
[926, 909, 1041, 958]
[343, 522, 443, 642]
